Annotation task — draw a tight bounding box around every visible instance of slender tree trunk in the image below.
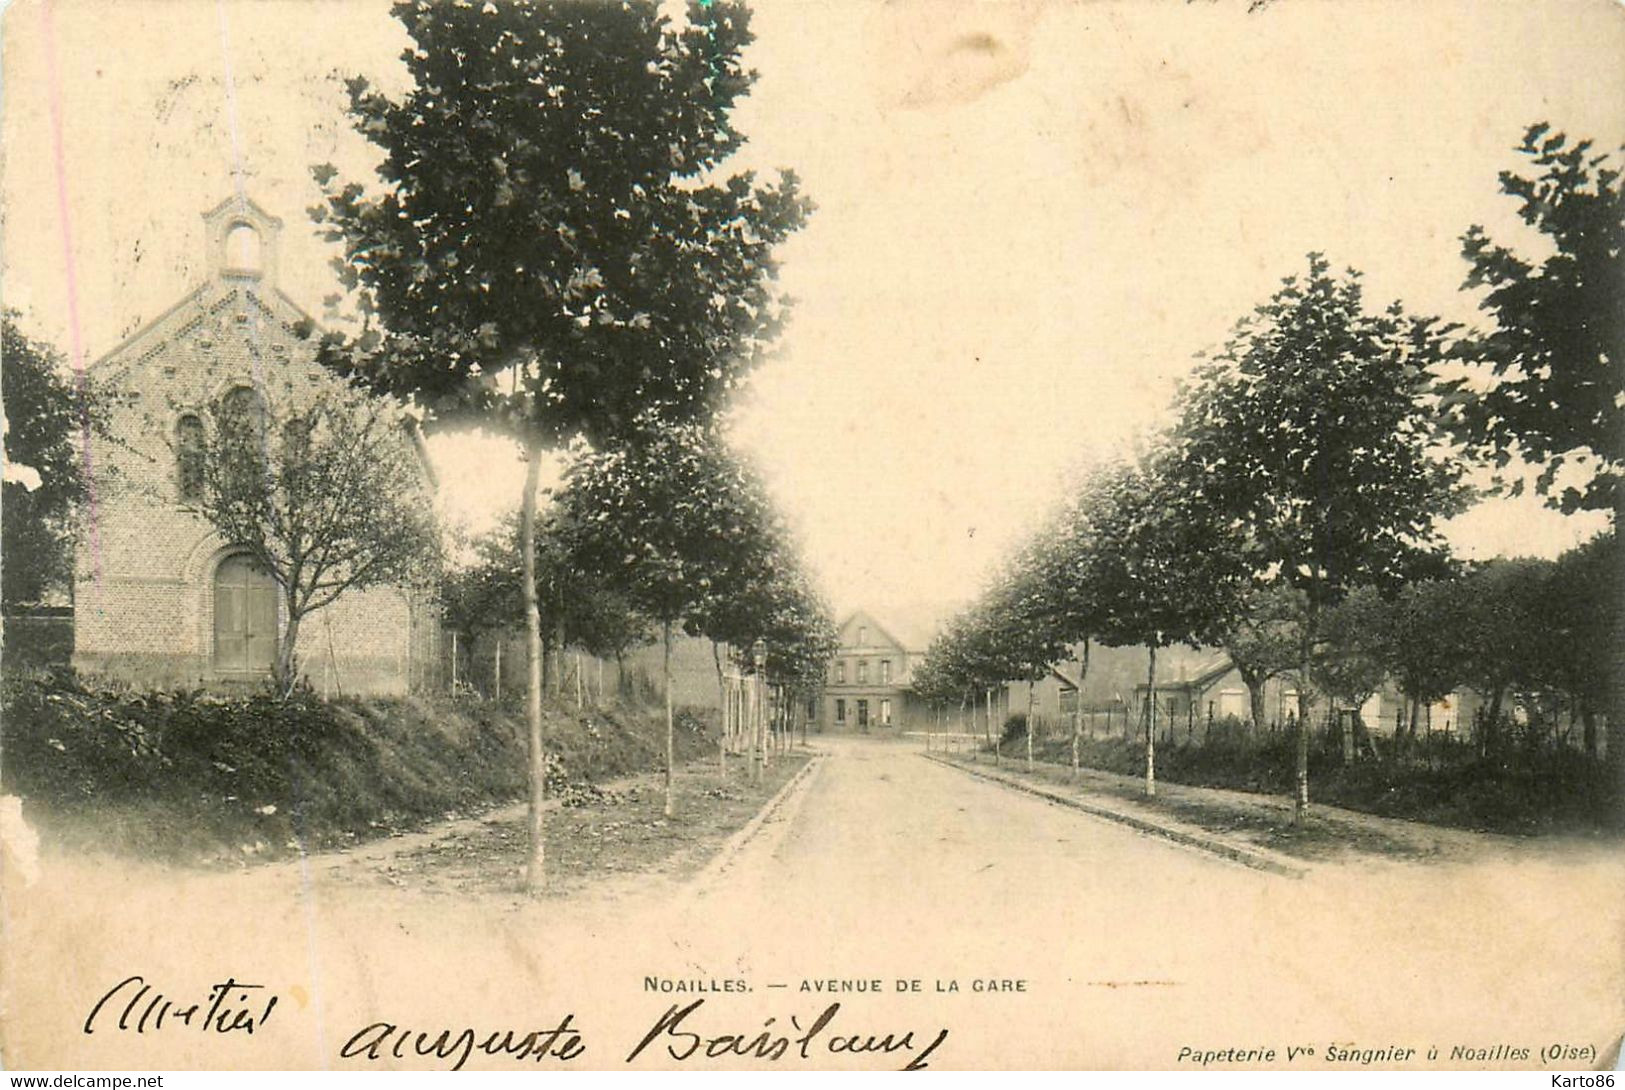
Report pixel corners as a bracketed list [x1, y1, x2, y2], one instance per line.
[539, 635, 551, 703]
[520, 450, 546, 894]
[1072, 640, 1090, 781]
[494, 637, 503, 702]
[713, 640, 728, 779]
[276, 601, 302, 699]
[552, 614, 566, 697]
[1484, 686, 1504, 754]
[663, 619, 675, 819]
[752, 677, 759, 759]
[1145, 644, 1158, 798]
[1608, 493, 1624, 819]
[990, 688, 1000, 766]
[1025, 680, 1036, 772]
[1290, 583, 1320, 823]
[959, 695, 970, 762]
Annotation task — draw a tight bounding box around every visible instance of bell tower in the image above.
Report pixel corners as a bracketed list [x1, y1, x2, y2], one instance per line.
[201, 194, 282, 286]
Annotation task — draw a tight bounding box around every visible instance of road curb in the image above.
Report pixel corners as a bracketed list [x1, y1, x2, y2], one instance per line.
[922, 752, 1308, 879]
[687, 750, 827, 897]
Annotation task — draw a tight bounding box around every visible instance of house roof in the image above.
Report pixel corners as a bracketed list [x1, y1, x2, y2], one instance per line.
[841, 601, 952, 654]
[1049, 663, 1081, 689]
[1133, 655, 1235, 693]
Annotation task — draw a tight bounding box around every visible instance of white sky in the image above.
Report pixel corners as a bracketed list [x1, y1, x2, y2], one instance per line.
[4, 0, 1620, 622]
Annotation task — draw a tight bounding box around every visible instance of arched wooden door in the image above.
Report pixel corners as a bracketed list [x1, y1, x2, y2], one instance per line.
[214, 553, 278, 674]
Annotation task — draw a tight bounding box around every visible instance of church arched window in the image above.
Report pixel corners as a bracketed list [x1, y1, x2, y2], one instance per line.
[281, 416, 310, 465]
[218, 385, 269, 484]
[220, 385, 267, 440]
[176, 413, 205, 504]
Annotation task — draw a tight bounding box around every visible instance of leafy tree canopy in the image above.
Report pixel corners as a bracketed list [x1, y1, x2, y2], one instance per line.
[1446, 124, 1624, 516]
[1, 313, 109, 609]
[1171, 253, 1467, 610]
[194, 383, 441, 693]
[311, 0, 812, 450]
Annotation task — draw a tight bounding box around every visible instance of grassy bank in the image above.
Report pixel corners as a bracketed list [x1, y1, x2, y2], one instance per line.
[322, 752, 812, 898]
[0, 668, 718, 865]
[996, 725, 1616, 836]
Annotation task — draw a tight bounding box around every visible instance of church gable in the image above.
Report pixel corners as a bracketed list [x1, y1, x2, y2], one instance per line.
[91, 197, 343, 500]
[96, 195, 316, 395]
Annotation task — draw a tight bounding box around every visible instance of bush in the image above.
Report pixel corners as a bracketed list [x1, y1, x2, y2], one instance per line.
[0, 668, 719, 863]
[1001, 713, 1028, 745]
[1017, 714, 1615, 834]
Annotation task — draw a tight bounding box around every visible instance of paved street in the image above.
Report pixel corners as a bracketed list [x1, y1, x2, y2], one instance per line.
[6, 736, 1622, 1069]
[668, 737, 1625, 1066]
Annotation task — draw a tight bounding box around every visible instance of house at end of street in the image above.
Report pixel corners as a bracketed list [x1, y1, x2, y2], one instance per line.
[811, 609, 937, 733]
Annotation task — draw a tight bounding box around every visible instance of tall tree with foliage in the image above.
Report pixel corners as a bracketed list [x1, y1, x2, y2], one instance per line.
[1172, 254, 1465, 819]
[1024, 487, 1105, 777]
[1444, 124, 1624, 787]
[558, 423, 785, 817]
[312, 0, 810, 890]
[194, 386, 440, 697]
[1220, 585, 1306, 733]
[1079, 455, 1241, 796]
[1447, 125, 1624, 516]
[1451, 558, 1548, 747]
[1, 314, 107, 612]
[752, 569, 838, 747]
[442, 513, 654, 696]
[1533, 534, 1618, 757]
[1311, 586, 1390, 748]
[979, 558, 1071, 771]
[1376, 580, 1470, 741]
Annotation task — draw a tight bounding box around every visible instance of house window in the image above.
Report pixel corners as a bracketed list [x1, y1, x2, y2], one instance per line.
[835, 698, 846, 723]
[858, 626, 867, 645]
[880, 698, 892, 726]
[835, 660, 845, 684]
[856, 699, 869, 727]
[857, 660, 868, 684]
[807, 699, 816, 720]
[880, 659, 891, 684]
[176, 413, 205, 503]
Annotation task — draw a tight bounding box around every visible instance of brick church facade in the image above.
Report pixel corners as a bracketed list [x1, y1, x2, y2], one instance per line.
[72, 195, 436, 695]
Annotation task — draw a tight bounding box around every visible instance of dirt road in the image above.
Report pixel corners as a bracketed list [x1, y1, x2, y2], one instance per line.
[4, 737, 1620, 1070]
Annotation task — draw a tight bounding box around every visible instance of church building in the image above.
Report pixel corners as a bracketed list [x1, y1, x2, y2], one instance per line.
[71, 195, 437, 694]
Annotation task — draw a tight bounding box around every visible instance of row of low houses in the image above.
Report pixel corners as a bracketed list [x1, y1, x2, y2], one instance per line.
[807, 610, 1592, 751]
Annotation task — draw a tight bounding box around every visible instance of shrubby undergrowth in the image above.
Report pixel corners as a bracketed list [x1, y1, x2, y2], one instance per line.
[0, 668, 716, 865]
[1008, 723, 1616, 835]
